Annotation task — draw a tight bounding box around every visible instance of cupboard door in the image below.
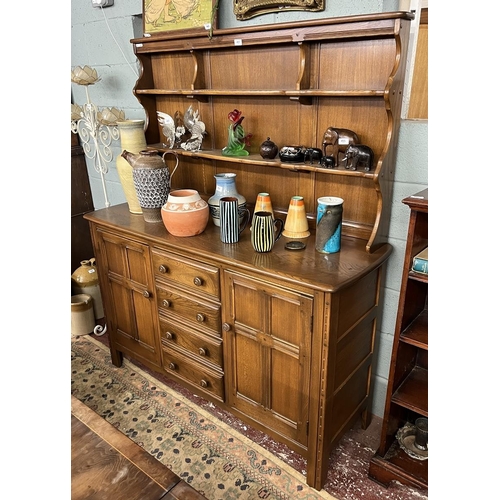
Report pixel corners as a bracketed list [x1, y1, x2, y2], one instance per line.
[95, 229, 160, 366]
[223, 270, 313, 446]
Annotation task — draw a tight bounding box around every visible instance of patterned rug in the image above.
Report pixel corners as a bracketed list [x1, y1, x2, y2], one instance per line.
[71, 335, 338, 500]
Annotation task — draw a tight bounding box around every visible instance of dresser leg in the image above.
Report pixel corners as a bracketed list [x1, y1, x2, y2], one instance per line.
[110, 346, 123, 367]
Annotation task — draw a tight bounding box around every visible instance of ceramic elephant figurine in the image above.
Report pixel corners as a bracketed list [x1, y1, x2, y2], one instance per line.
[343, 144, 374, 171]
[321, 127, 360, 166]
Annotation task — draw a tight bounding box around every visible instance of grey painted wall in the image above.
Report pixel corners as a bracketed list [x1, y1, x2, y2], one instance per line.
[71, 0, 428, 418]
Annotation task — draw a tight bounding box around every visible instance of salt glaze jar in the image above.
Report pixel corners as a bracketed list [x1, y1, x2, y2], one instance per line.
[208, 173, 246, 227]
[161, 189, 209, 237]
[71, 294, 95, 336]
[121, 149, 179, 223]
[71, 258, 104, 319]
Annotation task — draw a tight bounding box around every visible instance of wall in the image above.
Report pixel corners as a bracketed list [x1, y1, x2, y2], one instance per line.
[71, 0, 428, 418]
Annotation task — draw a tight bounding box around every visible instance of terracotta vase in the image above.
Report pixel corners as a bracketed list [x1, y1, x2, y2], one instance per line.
[283, 196, 310, 238]
[116, 120, 147, 214]
[161, 189, 209, 237]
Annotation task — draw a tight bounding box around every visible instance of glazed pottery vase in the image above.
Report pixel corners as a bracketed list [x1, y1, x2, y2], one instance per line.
[71, 258, 104, 319]
[315, 196, 343, 253]
[208, 173, 246, 227]
[251, 211, 284, 253]
[254, 192, 274, 217]
[283, 196, 310, 238]
[219, 196, 250, 243]
[122, 149, 179, 223]
[116, 120, 147, 214]
[161, 189, 209, 237]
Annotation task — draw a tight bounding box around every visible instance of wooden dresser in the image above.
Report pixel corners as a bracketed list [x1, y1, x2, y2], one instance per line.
[85, 12, 413, 490]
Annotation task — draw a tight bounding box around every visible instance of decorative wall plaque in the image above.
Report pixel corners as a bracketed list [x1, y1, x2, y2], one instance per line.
[233, 0, 324, 21]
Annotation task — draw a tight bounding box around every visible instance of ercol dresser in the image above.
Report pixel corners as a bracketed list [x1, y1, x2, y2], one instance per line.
[84, 12, 413, 490]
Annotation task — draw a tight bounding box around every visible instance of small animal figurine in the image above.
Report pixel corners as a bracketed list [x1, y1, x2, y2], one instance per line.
[322, 127, 359, 165]
[181, 105, 206, 152]
[342, 144, 374, 171]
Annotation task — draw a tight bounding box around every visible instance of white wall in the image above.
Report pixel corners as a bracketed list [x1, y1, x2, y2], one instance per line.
[71, 0, 428, 418]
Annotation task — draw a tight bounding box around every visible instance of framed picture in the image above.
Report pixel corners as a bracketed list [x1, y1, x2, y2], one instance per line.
[233, 0, 324, 21]
[143, 0, 218, 36]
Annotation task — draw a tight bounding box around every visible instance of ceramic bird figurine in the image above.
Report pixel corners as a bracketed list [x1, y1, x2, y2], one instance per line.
[181, 105, 205, 152]
[181, 120, 205, 151]
[157, 111, 175, 149]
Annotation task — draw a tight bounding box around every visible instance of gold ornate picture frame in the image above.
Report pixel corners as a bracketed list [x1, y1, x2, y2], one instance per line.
[233, 0, 324, 20]
[143, 0, 218, 36]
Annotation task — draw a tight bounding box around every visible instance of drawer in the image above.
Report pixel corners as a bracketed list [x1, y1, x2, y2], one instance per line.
[159, 316, 223, 369]
[161, 347, 224, 402]
[156, 286, 221, 336]
[152, 249, 220, 300]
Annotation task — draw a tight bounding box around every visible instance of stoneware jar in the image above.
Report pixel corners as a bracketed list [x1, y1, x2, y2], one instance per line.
[71, 294, 95, 336]
[121, 149, 179, 223]
[161, 189, 209, 237]
[71, 258, 104, 319]
[116, 119, 147, 214]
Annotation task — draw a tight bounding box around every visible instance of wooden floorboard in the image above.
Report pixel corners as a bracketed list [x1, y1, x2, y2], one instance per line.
[71, 396, 206, 499]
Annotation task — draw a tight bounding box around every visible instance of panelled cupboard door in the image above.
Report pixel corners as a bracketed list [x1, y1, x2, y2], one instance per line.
[95, 229, 161, 366]
[223, 270, 313, 447]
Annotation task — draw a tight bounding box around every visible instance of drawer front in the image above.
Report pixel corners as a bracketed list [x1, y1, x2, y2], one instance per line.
[161, 347, 224, 401]
[152, 249, 220, 300]
[156, 286, 221, 336]
[159, 316, 223, 369]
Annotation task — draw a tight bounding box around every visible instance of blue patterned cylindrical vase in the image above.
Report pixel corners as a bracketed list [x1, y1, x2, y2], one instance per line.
[315, 197, 343, 253]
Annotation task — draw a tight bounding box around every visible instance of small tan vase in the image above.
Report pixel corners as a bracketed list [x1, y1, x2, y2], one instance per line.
[283, 196, 310, 238]
[116, 120, 147, 214]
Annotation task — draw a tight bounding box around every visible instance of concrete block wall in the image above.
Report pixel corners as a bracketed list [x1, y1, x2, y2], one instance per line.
[71, 0, 428, 418]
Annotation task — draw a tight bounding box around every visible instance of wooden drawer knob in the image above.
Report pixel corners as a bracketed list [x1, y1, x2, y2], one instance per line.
[198, 347, 206, 356]
[222, 323, 231, 332]
[165, 331, 173, 340]
[193, 277, 203, 286]
[200, 379, 208, 388]
[196, 313, 205, 322]
[169, 362, 176, 371]
[142, 290, 151, 298]
[159, 265, 168, 273]
[162, 299, 171, 308]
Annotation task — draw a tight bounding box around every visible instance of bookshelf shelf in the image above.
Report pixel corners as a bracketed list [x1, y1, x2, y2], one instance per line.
[369, 188, 428, 490]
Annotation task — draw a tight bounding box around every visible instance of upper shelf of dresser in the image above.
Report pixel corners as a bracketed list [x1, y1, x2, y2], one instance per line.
[128, 12, 414, 254]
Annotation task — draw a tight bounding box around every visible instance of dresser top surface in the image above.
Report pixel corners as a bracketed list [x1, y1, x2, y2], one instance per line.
[85, 204, 392, 293]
